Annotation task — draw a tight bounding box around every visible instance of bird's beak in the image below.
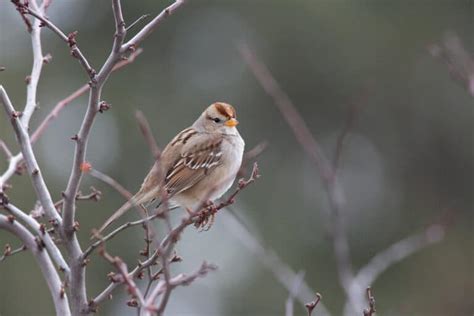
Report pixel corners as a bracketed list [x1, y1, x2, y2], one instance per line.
[225, 118, 239, 127]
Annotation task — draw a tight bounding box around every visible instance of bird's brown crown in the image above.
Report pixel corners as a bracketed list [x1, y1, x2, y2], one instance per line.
[213, 102, 236, 119]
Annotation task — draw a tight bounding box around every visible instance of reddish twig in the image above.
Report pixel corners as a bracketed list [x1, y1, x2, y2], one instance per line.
[135, 110, 161, 158]
[99, 245, 146, 308]
[305, 293, 322, 316]
[362, 287, 376, 316]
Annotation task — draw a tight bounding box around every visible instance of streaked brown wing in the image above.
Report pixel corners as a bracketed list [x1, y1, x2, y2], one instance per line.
[164, 135, 223, 196]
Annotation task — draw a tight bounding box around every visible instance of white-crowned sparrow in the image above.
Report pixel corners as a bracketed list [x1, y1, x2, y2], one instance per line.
[97, 102, 245, 233]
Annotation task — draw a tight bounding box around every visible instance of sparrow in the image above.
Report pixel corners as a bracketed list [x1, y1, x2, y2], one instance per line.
[96, 102, 245, 234]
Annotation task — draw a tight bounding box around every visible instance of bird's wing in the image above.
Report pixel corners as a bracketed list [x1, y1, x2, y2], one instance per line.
[163, 132, 223, 197]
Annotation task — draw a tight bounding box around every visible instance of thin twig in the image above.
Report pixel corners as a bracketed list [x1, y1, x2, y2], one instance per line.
[0, 140, 13, 160]
[305, 293, 322, 316]
[135, 110, 161, 158]
[126, 14, 150, 31]
[220, 208, 331, 316]
[122, 0, 185, 51]
[362, 287, 376, 316]
[0, 243, 27, 262]
[143, 262, 217, 315]
[23, 4, 96, 78]
[31, 48, 143, 144]
[240, 43, 359, 310]
[100, 246, 146, 308]
[285, 271, 305, 316]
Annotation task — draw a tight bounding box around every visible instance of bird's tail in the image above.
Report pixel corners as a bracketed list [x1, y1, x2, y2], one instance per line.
[94, 192, 148, 238]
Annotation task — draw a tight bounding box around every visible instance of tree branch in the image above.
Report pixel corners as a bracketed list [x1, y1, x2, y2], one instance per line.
[21, 3, 96, 78]
[0, 214, 71, 316]
[122, 0, 185, 51]
[239, 43, 359, 311]
[0, 86, 63, 225]
[3, 202, 69, 273]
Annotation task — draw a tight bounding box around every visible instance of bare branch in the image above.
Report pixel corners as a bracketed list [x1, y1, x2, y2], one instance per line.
[0, 139, 12, 160]
[21, 3, 96, 78]
[285, 271, 305, 316]
[1, 0, 48, 191]
[126, 14, 151, 32]
[240, 43, 358, 310]
[305, 293, 322, 316]
[135, 110, 161, 158]
[90, 168, 133, 199]
[0, 86, 62, 225]
[362, 287, 376, 316]
[122, 0, 185, 51]
[352, 224, 445, 294]
[143, 262, 217, 315]
[3, 202, 69, 273]
[220, 208, 331, 316]
[83, 211, 162, 259]
[31, 48, 143, 144]
[0, 214, 71, 315]
[0, 243, 27, 262]
[99, 246, 146, 308]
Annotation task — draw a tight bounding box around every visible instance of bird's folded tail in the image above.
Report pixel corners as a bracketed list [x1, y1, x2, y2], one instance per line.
[93, 193, 148, 239]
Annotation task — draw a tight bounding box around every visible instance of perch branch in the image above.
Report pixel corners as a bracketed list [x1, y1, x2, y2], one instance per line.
[87, 164, 259, 311]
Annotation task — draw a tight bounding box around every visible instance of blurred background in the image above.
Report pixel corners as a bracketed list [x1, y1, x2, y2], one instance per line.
[1, 1, 473, 315]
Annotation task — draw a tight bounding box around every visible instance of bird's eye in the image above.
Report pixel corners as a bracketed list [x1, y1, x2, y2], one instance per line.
[213, 117, 221, 123]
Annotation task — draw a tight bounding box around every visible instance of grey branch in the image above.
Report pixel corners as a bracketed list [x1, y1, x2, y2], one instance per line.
[122, 0, 185, 51]
[143, 261, 217, 316]
[0, 0, 48, 191]
[0, 214, 71, 316]
[285, 271, 306, 316]
[239, 44, 359, 311]
[220, 208, 331, 316]
[4, 203, 69, 273]
[342, 224, 445, 315]
[0, 86, 63, 225]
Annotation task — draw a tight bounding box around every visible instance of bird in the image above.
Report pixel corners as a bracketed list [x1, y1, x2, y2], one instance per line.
[95, 102, 245, 235]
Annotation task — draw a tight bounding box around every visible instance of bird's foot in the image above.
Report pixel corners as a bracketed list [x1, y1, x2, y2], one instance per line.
[194, 202, 217, 231]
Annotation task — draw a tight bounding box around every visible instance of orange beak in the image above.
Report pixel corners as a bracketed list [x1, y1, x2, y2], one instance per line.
[225, 118, 239, 127]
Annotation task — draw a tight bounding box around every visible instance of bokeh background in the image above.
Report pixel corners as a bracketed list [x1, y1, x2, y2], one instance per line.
[1, 1, 473, 315]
